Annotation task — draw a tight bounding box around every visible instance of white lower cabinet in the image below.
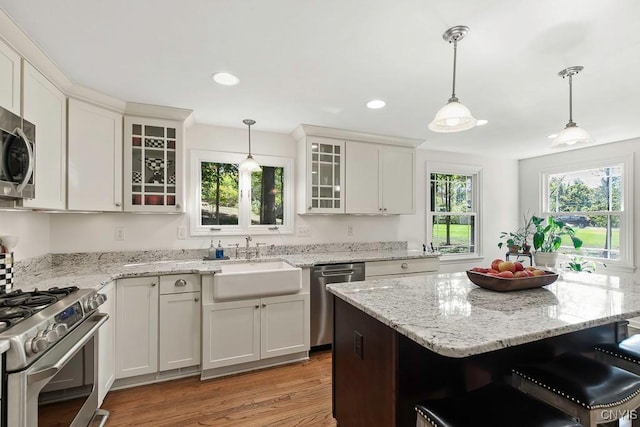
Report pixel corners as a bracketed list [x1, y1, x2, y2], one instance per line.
[203, 293, 310, 370]
[115, 274, 200, 382]
[115, 276, 159, 379]
[365, 258, 440, 280]
[98, 281, 116, 405]
[159, 288, 201, 371]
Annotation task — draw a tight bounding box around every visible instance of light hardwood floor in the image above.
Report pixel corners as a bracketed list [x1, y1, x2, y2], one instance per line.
[102, 350, 336, 427]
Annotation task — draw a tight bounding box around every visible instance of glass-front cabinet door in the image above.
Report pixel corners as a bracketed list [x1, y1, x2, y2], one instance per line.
[306, 136, 344, 213]
[124, 116, 184, 212]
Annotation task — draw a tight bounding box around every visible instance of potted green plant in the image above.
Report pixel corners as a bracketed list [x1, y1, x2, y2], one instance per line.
[532, 215, 583, 267]
[497, 214, 535, 254]
[497, 230, 523, 254]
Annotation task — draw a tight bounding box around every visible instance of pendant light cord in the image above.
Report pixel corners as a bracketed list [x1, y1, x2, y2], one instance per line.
[568, 74, 574, 124]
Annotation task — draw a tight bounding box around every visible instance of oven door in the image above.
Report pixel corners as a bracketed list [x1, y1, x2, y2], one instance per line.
[7, 312, 107, 427]
[0, 126, 35, 199]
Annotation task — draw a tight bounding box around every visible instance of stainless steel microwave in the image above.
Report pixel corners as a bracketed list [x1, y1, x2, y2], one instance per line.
[0, 107, 35, 199]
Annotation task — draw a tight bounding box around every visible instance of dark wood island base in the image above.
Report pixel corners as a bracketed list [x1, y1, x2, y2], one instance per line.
[332, 297, 624, 427]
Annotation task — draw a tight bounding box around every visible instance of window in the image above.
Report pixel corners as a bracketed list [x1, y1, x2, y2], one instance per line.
[427, 163, 482, 257]
[190, 150, 294, 235]
[542, 159, 632, 266]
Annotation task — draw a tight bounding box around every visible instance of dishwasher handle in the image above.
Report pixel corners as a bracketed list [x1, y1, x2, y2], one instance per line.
[321, 270, 356, 277]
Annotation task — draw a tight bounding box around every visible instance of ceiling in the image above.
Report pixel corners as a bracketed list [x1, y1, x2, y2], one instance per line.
[1, 0, 639, 159]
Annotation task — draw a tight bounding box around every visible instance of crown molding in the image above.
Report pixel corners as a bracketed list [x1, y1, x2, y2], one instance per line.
[292, 124, 424, 147]
[125, 102, 193, 123]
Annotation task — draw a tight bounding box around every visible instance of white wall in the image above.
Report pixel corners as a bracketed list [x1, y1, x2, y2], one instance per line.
[519, 137, 640, 278]
[41, 123, 518, 265]
[0, 210, 49, 260]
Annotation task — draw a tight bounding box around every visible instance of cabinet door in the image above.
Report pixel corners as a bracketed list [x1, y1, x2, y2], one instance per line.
[22, 62, 67, 210]
[345, 141, 380, 214]
[0, 40, 20, 115]
[202, 299, 260, 370]
[124, 116, 184, 213]
[68, 99, 123, 211]
[159, 292, 201, 371]
[261, 293, 310, 359]
[115, 277, 158, 379]
[98, 281, 116, 405]
[305, 137, 345, 213]
[381, 147, 414, 214]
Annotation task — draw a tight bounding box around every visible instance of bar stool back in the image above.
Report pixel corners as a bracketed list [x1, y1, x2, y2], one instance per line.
[513, 353, 640, 427]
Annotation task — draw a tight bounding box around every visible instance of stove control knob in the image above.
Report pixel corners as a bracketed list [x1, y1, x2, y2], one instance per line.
[95, 294, 107, 306]
[86, 298, 100, 311]
[51, 323, 68, 335]
[25, 337, 48, 356]
[38, 329, 58, 343]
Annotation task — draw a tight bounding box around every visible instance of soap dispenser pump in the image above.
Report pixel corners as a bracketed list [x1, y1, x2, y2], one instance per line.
[215, 240, 224, 259]
[208, 239, 216, 260]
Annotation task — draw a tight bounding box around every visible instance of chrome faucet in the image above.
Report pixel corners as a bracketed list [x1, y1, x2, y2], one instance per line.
[245, 235, 253, 259]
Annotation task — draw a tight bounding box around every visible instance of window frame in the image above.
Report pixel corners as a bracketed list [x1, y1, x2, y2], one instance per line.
[426, 162, 483, 260]
[539, 155, 634, 271]
[189, 149, 294, 236]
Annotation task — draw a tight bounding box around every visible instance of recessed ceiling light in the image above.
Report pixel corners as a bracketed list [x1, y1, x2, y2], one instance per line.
[211, 72, 239, 86]
[547, 133, 558, 139]
[476, 119, 488, 126]
[366, 100, 386, 109]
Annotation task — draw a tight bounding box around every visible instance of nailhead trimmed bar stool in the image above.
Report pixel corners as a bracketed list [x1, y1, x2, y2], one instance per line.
[595, 334, 640, 375]
[513, 352, 640, 427]
[414, 383, 582, 427]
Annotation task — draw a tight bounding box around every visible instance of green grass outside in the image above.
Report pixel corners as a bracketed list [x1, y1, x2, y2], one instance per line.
[432, 224, 619, 250]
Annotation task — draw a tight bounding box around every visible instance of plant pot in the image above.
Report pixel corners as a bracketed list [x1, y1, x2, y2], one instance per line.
[521, 243, 531, 254]
[534, 252, 558, 268]
[507, 244, 520, 254]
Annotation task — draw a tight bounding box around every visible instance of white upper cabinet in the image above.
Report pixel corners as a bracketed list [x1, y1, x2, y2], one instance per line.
[68, 98, 123, 211]
[124, 116, 184, 213]
[22, 61, 67, 210]
[0, 39, 20, 115]
[346, 141, 415, 214]
[297, 136, 345, 214]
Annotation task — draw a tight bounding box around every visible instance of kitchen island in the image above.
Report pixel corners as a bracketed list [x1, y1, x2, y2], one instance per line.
[327, 271, 640, 427]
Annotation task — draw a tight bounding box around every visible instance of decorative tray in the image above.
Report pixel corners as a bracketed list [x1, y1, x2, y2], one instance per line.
[466, 270, 559, 292]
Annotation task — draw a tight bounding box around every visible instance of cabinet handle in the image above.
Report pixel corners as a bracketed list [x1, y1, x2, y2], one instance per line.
[175, 203, 181, 210]
[379, 208, 383, 211]
[194, 297, 199, 302]
[262, 303, 266, 308]
[115, 202, 121, 207]
[308, 206, 312, 211]
[401, 263, 409, 269]
[383, 208, 387, 212]
[255, 305, 259, 309]
[175, 279, 187, 287]
[151, 282, 156, 287]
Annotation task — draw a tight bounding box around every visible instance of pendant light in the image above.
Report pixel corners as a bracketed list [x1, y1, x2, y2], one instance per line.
[550, 66, 593, 148]
[429, 26, 477, 133]
[239, 119, 261, 172]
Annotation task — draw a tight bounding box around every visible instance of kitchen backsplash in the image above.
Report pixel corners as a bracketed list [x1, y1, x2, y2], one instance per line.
[15, 241, 408, 273]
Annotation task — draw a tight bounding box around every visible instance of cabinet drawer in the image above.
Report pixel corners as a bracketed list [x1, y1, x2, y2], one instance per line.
[160, 274, 200, 294]
[365, 258, 438, 278]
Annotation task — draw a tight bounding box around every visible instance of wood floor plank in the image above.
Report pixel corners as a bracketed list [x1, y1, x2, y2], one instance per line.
[102, 350, 336, 426]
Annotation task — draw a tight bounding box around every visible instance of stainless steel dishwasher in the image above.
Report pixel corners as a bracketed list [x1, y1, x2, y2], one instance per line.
[311, 262, 365, 348]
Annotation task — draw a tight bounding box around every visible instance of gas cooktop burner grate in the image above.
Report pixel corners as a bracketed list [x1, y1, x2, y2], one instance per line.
[0, 286, 80, 331]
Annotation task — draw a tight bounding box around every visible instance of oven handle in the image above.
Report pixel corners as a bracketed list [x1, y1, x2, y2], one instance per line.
[14, 127, 34, 194]
[27, 312, 108, 385]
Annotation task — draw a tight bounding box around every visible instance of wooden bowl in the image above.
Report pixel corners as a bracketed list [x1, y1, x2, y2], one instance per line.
[466, 270, 559, 292]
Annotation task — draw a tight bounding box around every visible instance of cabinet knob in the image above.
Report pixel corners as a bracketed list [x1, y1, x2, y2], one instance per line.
[255, 305, 259, 309]
[115, 202, 121, 207]
[262, 303, 266, 308]
[308, 206, 312, 211]
[176, 203, 181, 209]
[401, 263, 409, 269]
[194, 297, 199, 302]
[379, 208, 383, 211]
[383, 208, 387, 212]
[151, 282, 157, 287]
[175, 279, 187, 287]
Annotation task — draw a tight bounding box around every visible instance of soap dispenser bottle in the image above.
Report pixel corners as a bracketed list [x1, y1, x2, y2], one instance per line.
[215, 240, 224, 259]
[208, 239, 216, 260]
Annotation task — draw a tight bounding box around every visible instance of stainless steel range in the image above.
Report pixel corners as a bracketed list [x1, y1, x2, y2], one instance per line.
[0, 286, 108, 427]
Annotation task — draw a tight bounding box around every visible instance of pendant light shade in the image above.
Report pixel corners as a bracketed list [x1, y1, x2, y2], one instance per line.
[429, 26, 477, 133]
[550, 66, 593, 148]
[239, 119, 261, 172]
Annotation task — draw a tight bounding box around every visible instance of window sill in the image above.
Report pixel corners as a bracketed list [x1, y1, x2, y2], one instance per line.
[191, 226, 294, 237]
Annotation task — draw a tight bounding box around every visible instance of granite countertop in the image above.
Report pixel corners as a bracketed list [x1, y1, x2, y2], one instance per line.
[12, 249, 437, 292]
[327, 271, 640, 358]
